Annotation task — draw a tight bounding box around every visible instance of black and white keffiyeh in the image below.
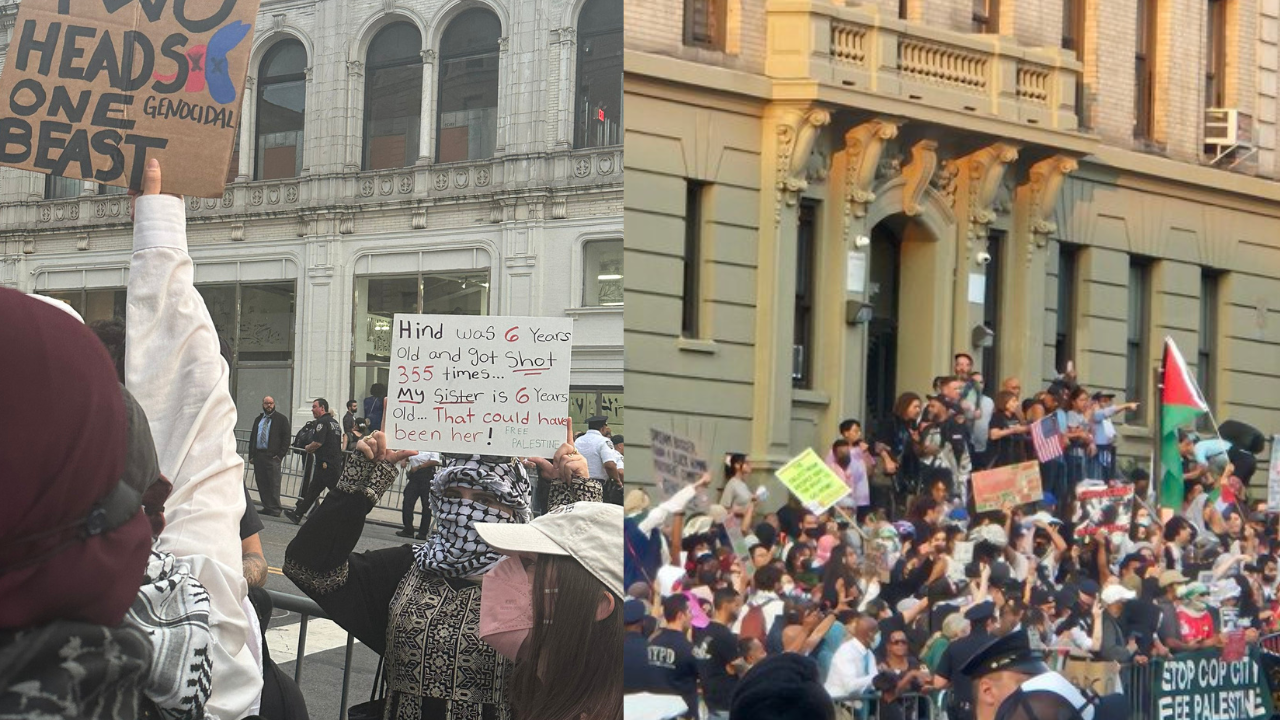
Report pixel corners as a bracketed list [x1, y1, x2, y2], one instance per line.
[414, 456, 532, 577]
[122, 550, 213, 720]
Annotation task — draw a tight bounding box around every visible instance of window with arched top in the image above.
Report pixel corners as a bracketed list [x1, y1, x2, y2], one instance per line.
[575, 0, 622, 148]
[364, 23, 423, 170]
[256, 39, 307, 180]
[437, 9, 500, 163]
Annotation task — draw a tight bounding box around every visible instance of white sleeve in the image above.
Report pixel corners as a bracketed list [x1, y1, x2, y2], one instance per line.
[126, 195, 262, 719]
[824, 645, 876, 699]
[637, 484, 700, 535]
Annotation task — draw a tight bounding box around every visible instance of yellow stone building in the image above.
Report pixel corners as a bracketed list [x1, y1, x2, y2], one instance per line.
[625, 0, 1280, 500]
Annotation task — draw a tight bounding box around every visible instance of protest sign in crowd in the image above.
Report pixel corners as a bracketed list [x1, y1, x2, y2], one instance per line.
[624, 352, 1280, 720]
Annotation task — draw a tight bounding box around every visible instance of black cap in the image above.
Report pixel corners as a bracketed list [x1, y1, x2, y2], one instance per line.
[960, 629, 1050, 679]
[965, 601, 996, 623]
[730, 653, 833, 720]
[586, 415, 609, 429]
[1076, 579, 1100, 598]
[623, 599, 646, 625]
[1030, 587, 1054, 607]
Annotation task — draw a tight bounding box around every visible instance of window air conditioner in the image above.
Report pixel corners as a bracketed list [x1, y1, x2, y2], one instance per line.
[1205, 108, 1243, 147]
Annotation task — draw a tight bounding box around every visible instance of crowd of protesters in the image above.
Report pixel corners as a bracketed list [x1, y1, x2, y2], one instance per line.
[624, 353, 1279, 720]
[1, 160, 623, 720]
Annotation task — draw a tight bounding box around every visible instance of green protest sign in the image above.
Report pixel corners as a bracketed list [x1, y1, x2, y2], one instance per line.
[1154, 648, 1274, 720]
[774, 448, 850, 514]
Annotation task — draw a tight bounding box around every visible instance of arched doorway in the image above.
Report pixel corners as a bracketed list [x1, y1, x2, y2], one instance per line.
[863, 212, 948, 437]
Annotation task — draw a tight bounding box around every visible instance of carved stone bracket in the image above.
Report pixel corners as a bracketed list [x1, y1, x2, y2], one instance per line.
[346, 60, 364, 78]
[231, 223, 245, 242]
[774, 107, 831, 225]
[840, 118, 901, 238]
[75, 234, 89, 251]
[1027, 154, 1078, 244]
[901, 140, 938, 217]
[411, 207, 427, 230]
[338, 213, 354, 235]
[962, 142, 1019, 249]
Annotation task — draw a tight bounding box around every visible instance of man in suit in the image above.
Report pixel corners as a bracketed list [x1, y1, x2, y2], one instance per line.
[250, 396, 291, 516]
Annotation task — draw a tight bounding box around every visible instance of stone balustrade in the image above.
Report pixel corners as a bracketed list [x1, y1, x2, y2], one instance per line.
[768, 0, 1080, 131]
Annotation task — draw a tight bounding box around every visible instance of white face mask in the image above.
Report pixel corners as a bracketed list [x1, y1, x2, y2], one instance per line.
[780, 581, 796, 595]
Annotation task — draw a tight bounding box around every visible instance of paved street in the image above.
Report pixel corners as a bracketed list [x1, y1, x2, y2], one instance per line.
[255, 507, 409, 720]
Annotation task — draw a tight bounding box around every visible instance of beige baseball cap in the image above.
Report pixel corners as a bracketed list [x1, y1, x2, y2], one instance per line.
[476, 502, 623, 598]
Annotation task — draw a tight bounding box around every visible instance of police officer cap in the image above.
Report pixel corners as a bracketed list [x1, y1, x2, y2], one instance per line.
[587, 415, 609, 429]
[965, 600, 996, 623]
[960, 629, 1050, 680]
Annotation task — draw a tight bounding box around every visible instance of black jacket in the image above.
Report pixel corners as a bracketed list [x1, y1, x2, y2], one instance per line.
[250, 410, 292, 457]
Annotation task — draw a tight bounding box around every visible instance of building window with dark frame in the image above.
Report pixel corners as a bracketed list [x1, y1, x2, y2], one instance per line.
[793, 201, 817, 389]
[1055, 243, 1079, 374]
[972, 0, 999, 33]
[44, 175, 81, 200]
[1135, 0, 1158, 140]
[363, 23, 423, 171]
[195, 282, 297, 432]
[1126, 258, 1152, 425]
[38, 287, 127, 323]
[574, 0, 622, 149]
[351, 270, 490, 425]
[256, 39, 307, 180]
[1197, 269, 1220, 425]
[681, 181, 705, 339]
[569, 389, 624, 438]
[437, 9, 501, 164]
[583, 239, 623, 307]
[683, 0, 725, 50]
[1205, 0, 1227, 110]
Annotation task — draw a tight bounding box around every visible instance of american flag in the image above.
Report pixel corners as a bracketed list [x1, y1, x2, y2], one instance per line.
[1031, 411, 1065, 462]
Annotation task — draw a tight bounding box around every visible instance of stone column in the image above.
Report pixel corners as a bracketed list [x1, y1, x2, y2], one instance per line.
[344, 61, 365, 172]
[554, 27, 576, 148]
[495, 37, 510, 156]
[751, 103, 830, 467]
[418, 50, 436, 164]
[1004, 154, 1077, 390]
[238, 76, 256, 181]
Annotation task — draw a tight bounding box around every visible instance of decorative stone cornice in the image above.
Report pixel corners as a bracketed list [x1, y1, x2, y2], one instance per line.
[901, 140, 938, 217]
[773, 106, 831, 225]
[840, 118, 900, 237]
[961, 142, 1018, 249]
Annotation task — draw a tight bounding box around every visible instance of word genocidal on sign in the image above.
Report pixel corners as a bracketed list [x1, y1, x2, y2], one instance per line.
[387, 314, 573, 457]
[0, 0, 260, 197]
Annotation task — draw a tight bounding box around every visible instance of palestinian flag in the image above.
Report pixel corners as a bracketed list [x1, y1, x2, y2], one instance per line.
[1159, 338, 1210, 510]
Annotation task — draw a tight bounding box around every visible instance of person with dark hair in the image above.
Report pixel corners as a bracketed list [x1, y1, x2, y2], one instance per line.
[722, 452, 754, 517]
[571, 415, 619, 507]
[398, 451, 440, 539]
[987, 390, 1028, 469]
[696, 587, 745, 719]
[474, 502, 622, 720]
[648, 593, 699, 718]
[250, 395, 291, 516]
[821, 543, 859, 609]
[876, 392, 925, 514]
[933, 601, 1000, 720]
[730, 652, 835, 720]
[342, 399, 359, 448]
[363, 382, 387, 432]
[828, 419, 874, 521]
[286, 398, 344, 523]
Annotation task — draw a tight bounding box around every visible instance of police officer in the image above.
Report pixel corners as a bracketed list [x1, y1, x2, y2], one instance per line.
[933, 600, 999, 720]
[287, 398, 344, 523]
[568, 415, 621, 507]
[961, 629, 1124, 720]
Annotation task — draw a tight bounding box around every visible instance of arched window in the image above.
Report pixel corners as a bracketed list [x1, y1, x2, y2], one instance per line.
[255, 39, 307, 180]
[575, 0, 622, 148]
[364, 23, 423, 170]
[437, 9, 500, 163]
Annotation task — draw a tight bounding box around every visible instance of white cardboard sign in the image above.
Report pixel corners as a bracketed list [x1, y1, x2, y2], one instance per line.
[386, 314, 573, 457]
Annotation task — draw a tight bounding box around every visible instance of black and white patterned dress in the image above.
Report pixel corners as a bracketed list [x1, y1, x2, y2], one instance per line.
[283, 454, 520, 720]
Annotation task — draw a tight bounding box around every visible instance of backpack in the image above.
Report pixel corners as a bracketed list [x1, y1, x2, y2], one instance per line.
[739, 597, 779, 644]
[292, 420, 316, 450]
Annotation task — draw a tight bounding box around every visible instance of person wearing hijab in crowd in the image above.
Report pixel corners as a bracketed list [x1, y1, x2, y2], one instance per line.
[284, 428, 587, 719]
[0, 288, 215, 718]
[121, 159, 264, 717]
[475, 501, 623, 720]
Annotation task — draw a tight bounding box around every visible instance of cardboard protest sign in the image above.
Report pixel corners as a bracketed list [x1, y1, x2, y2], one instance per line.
[649, 429, 709, 499]
[970, 461, 1043, 513]
[775, 448, 851, 514]
[386, 315, 572, 457]
[0, 0, 259, 197]
[1153, 648, 1274, 720]
[1072, 483, 1134, 538]
[1268, 435, 1280, 512]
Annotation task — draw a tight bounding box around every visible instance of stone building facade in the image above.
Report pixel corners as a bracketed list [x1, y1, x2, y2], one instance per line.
[626, 0, 1280, 499]
[0, 0, 623, 436]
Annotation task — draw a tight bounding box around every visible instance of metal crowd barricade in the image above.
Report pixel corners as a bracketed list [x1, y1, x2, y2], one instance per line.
[836, 690, 942, 720]
[267, 589, 358, 720]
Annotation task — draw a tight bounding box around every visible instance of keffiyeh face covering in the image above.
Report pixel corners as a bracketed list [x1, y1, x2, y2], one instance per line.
[414, 455, 532, 577]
